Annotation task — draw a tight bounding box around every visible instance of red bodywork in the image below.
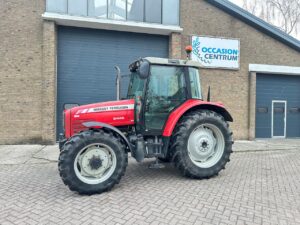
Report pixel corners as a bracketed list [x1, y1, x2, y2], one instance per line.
[162, 99, 226, 136]
[65, 99, 135, 138]
[64, 99, 230, 139]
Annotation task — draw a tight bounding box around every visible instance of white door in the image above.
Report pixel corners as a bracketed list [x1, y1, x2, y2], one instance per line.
[271, 100, 287, 138]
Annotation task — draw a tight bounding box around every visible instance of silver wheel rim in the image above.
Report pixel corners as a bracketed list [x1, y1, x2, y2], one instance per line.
[187, 123, 225, 168]
[74, 143, 117, 185]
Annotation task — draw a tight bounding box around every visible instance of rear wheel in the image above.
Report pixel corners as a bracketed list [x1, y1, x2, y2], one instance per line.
[58, 130, 127, 195]
[172, 110, 233, 179]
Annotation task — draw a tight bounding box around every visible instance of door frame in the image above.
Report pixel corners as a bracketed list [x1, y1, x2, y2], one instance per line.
[271, 100, 287, 138]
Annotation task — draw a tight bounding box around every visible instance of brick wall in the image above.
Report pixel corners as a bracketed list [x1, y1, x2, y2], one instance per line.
[0, 0, 45, 144]
[178, 0, 300, 139]
[41, 21, 57, 144]
[169, 33, 182, 59]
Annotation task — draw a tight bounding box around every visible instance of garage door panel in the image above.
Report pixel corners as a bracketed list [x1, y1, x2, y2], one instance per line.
[256, 74, 300, 138]
[57, 26, 169, 139]
[255, 103, 272, 138]
[287, 105, 300, 137]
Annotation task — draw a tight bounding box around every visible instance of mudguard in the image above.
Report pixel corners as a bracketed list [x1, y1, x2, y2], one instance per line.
[82, 121, 133, 152]
[163, 99, 233, 137]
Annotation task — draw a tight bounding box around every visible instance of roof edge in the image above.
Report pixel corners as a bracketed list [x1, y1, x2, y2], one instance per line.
[205, 0, 300, 52]
[144, 57, 203, 67]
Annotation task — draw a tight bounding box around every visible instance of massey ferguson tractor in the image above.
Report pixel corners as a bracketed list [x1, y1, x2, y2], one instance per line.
[58, 54, 233, 195]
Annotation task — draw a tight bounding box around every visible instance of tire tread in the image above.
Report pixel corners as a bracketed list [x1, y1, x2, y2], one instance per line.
[170, 110, 233, 179]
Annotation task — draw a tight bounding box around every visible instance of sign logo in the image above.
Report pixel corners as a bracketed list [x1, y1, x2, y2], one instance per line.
[192, 36, 240, 69]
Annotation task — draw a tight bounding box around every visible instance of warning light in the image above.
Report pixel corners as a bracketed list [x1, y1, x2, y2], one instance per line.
[185, 45, 192, 60]
[185, 45, 192, 53]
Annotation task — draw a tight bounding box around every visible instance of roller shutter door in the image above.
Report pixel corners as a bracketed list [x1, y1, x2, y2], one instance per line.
[57, 26, 169, 139]
[256, 74, 300, 138]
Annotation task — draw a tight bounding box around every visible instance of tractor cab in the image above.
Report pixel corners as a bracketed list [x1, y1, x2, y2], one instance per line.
[127, 57, 202, 135]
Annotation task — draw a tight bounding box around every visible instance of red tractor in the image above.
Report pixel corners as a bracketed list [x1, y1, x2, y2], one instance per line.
[58, 57, 233, 195]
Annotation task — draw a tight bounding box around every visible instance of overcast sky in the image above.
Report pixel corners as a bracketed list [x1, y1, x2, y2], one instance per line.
[229, 0, 300, 39]
[230, 0, 243, 6]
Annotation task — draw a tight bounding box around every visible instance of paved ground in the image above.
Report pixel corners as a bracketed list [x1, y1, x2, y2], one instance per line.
[0, 141, 300, 225]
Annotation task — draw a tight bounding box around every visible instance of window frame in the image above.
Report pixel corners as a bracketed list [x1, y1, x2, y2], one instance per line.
[46, 0, 180, 26]
[187, 67, 202, 100]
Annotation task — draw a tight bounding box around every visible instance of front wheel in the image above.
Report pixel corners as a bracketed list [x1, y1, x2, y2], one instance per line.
[58, 130, 127, 195]
[172, 110, 233, 179]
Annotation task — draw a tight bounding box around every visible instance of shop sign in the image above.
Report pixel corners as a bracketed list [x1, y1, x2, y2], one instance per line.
[191, 36, 240, 69]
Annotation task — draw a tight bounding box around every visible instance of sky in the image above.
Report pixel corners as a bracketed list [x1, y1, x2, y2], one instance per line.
[230, 0, 243, 6]
[229, 0, 300, 40]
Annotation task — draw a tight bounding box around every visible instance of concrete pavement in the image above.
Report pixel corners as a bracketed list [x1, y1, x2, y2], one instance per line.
[0, 145, 58, 165]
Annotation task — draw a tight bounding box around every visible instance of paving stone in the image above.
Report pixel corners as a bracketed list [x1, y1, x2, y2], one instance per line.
[1, 150, 300, 224]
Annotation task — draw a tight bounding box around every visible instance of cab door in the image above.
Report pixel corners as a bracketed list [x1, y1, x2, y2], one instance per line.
[144, 65, 187, 133]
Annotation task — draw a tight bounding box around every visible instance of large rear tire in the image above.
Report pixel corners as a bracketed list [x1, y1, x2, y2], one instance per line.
[171, 110, 233, 179]
[58, 130, 127, 195]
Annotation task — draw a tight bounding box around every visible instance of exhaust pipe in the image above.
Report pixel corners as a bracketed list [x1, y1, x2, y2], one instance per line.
[115, 66, 121, 100]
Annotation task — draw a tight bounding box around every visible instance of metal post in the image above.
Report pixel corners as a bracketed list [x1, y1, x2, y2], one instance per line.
[115, 66, 121, 100]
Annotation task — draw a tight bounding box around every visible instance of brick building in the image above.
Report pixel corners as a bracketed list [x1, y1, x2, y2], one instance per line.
[1, 0, 300, 144]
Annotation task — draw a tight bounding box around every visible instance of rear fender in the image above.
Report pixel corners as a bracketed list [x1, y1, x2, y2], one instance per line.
[163, 100, 233, 137]
[82, 121, 133, 152]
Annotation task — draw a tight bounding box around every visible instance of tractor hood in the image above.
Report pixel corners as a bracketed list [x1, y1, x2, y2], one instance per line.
[67, 99, 135, 137]
[71, 99, 135, 115]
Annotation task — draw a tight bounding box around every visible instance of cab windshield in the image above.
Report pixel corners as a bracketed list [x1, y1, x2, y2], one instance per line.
[189, 67, 202, 99]
[127, 72, 145, 99]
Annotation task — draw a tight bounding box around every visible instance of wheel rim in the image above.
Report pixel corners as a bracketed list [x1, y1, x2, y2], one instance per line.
[74, 143, 117, 185]
[187, 123, 225, 168]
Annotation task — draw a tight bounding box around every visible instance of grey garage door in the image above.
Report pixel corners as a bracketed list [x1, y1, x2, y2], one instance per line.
[57, 26, 169, 139]
[256, 74, 300, 138]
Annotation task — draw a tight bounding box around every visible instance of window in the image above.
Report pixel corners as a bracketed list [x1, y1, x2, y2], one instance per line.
[145, 66, 186, 130]
[189, 68, 202, 99]
[127, 0, 144, 22]
[68, 0, 87, 16]
[163, 0, 179, 25]
[108, 0, 126, 20]
[289, 107, 300, 113]
[148, 66, 185, 100]
[46, 0, 179, 25]
[46, 0, 67, 13]
[274, 107, 284, 113]
[257, 107, 268, 113]
[88, 0, 107, 18]
[145, 0, 162, 23]
[127, 72, 145, 99]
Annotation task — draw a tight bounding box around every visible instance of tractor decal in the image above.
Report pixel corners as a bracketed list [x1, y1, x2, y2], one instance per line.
[76, 104, 134, 114]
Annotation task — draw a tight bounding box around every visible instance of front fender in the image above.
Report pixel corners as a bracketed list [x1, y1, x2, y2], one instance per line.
[163, 99, 233, 137]
[82, 121, 133, 152]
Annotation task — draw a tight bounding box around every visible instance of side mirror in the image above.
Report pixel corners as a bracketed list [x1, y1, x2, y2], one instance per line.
[137, 61, 150, 79]
[64, 103, 79, 110]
